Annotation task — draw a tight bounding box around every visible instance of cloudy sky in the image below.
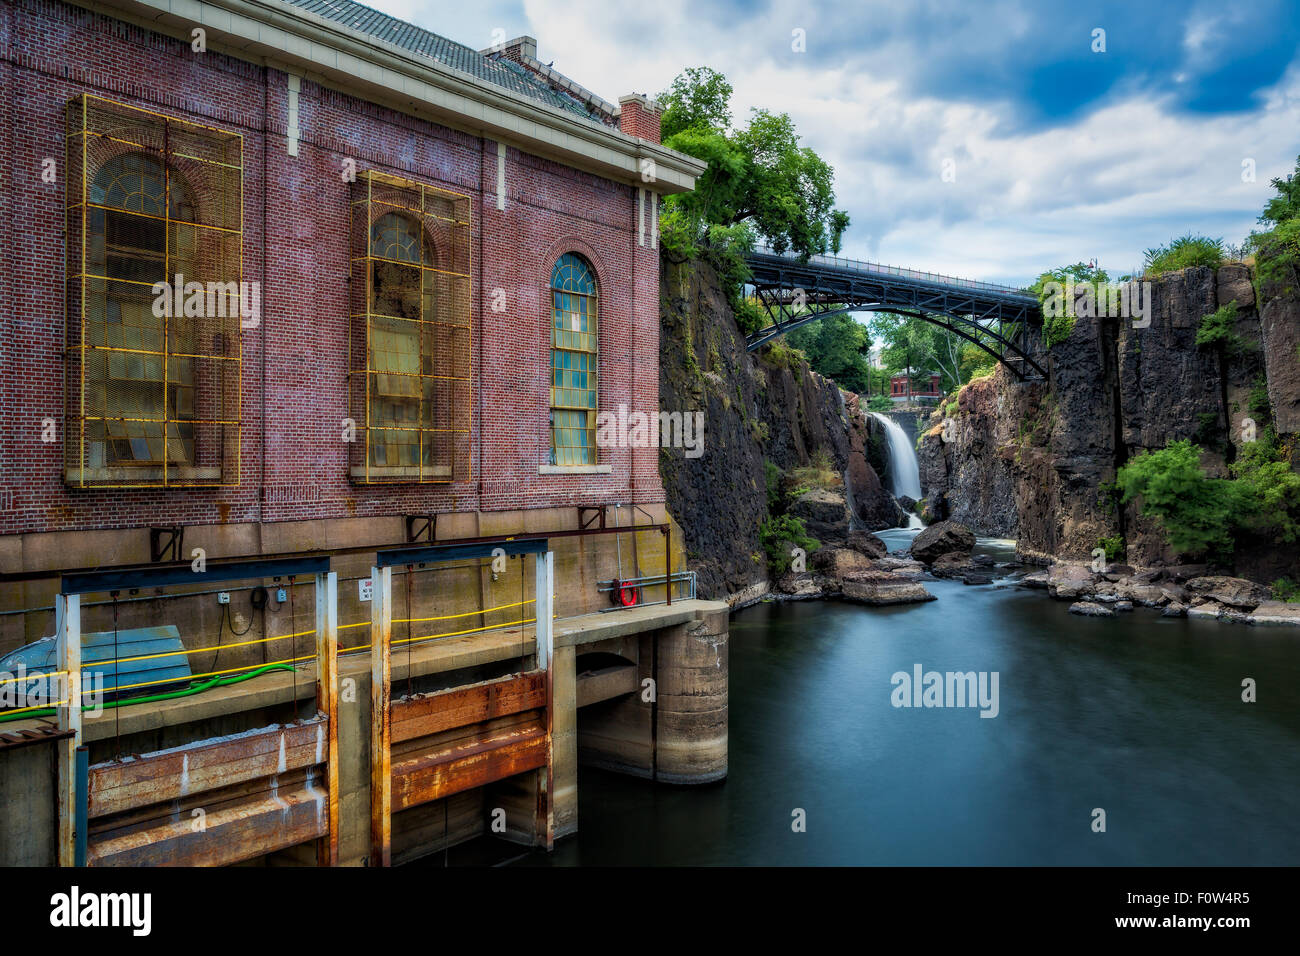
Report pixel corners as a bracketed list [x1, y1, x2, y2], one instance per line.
[365, 0, 1300, 286]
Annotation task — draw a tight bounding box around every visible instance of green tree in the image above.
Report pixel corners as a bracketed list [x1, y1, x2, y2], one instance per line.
[785, 314, 872, 393]
[658, 67, 850, 266]
[1259, 154, 1300, 227]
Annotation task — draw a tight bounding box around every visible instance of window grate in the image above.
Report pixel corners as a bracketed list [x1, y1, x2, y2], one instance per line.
[348, 170, 472, 483]
[65, 94, 243, 488]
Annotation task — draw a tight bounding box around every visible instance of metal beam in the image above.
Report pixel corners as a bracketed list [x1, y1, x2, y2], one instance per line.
[61, 555, 331, 595]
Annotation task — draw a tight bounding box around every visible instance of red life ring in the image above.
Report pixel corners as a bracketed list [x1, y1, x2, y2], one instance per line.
[619, 585, 640, 607]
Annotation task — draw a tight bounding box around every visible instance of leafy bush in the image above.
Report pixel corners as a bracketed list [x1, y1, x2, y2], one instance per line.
[759, 514, 819, 575]
[1117, 437, 1300, 559]
[945, 400, 959, 417]
[1115, 440, 1245, 558]
[1196, 301, 1244, 352]
[867, 395, 893, 412]
[1142, 234, 1224, 277]
[1097, 535, 1126, 562]
[1272, 578, 1300, 603]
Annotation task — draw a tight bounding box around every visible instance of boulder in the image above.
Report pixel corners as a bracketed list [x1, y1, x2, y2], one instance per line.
[1047, 564, 1098, 600]
[910, 520, 975, 563]
[846, 530, 888, 559]
[897, 495, 918, 513]
[1185, 576, 1271, 610]
[1162, 602, 1187, 618]
[842, 571, 936, 606]
[788, 488, 852, 548]
[811, 547, 874, 583]
[1069, 601, 1114, 618]
[1249, 602, 1300, 626]
[1187, 600, 1227, 620]
[1114, 600, 1134, 612]
[871, 557, 926, 579]
[1020, 570, 1050, 590]
[1114, 582, 1172, 608]
[775, 572, 823, 599]
[962, 573, 994, 586]
[930, 552, 975, 578]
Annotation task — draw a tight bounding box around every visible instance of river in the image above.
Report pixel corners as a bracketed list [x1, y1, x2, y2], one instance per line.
[493, 533, 1300, 865]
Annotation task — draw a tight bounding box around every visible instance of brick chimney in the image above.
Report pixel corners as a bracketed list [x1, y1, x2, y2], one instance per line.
[617, 94, 662, 144]
[484, 35, 537, 65]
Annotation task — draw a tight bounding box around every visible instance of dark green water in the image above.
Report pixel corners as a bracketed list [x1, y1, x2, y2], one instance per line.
[527, 536, 1300, 866]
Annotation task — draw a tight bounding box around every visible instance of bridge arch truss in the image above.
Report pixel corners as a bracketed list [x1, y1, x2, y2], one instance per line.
[743, 250, 1047, 380]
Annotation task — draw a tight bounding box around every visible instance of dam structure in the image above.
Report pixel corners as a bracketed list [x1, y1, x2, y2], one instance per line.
[0, 0, 725, 866]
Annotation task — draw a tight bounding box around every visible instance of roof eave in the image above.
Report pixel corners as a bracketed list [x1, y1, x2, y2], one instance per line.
[77, 0, 708, 193]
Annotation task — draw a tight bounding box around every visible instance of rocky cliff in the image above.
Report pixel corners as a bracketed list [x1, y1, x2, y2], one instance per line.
[658, 253, 899, 603]
[920, 259, 1300, 584]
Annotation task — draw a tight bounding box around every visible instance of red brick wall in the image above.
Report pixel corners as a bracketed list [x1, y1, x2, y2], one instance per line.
[0, 0, 666, 537]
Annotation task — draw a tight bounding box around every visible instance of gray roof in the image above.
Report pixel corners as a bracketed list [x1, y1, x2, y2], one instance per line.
[285, 0, 608, 125]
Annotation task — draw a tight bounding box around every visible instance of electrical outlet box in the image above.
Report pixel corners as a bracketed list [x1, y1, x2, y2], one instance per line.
[217, 592, 231, 605]
[276, 588, 287, 604]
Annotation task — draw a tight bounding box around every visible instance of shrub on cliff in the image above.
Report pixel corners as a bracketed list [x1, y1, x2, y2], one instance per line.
[1116, 440, 1244, 557]
[1247, 155, 1300, 296]
[1117, 438, 1300, 559]
[1142, 234, 1224, 277]
[1196, 301, 1246, 353]
[759, 514, 820, 575]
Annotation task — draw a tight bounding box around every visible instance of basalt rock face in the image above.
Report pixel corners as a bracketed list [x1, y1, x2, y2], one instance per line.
[919, 261, 1300, 585]
[658, 254, 899, 603]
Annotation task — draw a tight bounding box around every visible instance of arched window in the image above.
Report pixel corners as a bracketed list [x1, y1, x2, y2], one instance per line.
[84, 151, 198, 468]
[549, 253, 598, 465]
[367, 211, 426, 469]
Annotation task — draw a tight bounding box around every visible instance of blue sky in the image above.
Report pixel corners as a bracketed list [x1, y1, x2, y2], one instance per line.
[366, 0, 1300, 286]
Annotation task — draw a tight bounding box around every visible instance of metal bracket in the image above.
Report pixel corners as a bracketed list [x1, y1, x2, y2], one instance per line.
[149, 526, 184, 563]
[405, 515, 435, 543]
[578, 506, 606, 531]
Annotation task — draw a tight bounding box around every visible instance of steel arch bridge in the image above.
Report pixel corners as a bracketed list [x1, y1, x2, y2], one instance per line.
[744, 247, 1047, 380]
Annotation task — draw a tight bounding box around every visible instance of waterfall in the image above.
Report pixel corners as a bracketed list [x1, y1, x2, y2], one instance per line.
[870, 412, 923, 500]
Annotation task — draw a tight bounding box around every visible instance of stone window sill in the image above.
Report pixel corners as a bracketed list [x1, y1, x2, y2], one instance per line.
[538, 464, 611, 475]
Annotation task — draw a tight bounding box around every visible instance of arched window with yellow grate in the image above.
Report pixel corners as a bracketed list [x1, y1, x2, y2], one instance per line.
[65, 94, 242, 488]
[548, 253, 598, 466]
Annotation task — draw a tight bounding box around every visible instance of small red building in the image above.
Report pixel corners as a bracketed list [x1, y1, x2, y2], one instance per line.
[889, 372, 942, 401]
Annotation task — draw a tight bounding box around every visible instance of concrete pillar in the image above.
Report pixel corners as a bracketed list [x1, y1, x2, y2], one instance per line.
[551, 644, 578, 838]
[653, 609, 728, 784]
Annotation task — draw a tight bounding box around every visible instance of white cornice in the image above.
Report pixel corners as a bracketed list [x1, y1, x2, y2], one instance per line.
[75, 0, 707, 193]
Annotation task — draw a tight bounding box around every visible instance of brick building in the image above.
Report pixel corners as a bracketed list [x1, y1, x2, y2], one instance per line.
[0, 0, 707, 630]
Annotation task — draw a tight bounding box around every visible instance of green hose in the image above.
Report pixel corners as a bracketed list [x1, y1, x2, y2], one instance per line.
[0, 663, 297, 724]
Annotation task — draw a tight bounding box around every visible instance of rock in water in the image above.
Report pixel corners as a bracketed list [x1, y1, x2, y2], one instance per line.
[1185, 576, 1272, 611]
[910, 520, 976, 563]
[1069, 601, 1115, 618]
[846, 530, 888, 559]
[1250, 602, 1300, 626]
[788, 488, 852, 548]
[842, 571, 935, 606]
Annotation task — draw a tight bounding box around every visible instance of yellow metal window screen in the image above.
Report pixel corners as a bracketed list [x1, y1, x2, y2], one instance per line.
[549, 253, 598, 466]
[65, 95, 242, 488]
[348, 171, 471, 483]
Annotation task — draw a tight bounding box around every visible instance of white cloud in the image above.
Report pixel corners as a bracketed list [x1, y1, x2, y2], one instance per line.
[366, 0, 1300, 285]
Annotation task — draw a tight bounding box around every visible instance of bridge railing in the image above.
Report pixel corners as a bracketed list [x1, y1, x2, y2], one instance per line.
[750, 244, 1031, 296]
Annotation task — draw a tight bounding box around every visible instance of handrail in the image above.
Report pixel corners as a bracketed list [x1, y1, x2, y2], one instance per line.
[749, 243, 1032, 296]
